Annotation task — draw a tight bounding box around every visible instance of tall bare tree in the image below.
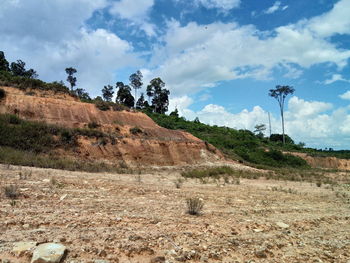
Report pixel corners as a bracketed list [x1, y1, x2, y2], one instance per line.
[268, 85, 295, 145]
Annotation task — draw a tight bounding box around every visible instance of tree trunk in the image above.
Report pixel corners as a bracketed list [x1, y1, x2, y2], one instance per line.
[280, 108, 285, 145]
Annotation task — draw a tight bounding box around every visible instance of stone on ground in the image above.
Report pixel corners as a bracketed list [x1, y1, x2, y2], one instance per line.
[31, 243, 66, 263]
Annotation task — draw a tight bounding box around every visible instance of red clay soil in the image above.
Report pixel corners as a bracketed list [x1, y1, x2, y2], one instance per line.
[0, 86, 225, 167]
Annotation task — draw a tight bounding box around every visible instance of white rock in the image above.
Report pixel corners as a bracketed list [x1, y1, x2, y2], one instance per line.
[276, 222, 289, 229]
[31, 243, 66, 263]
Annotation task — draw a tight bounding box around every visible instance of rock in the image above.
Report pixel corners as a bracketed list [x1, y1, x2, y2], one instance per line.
[2, 259, 11, 263]
[59, 194, 67, 201]
[12, 241, 37, 256]
[276, 222, 289, 229]
[94, 260, 110, 263]
[150, 256, 166, 263]
[31, 243, 66, 263]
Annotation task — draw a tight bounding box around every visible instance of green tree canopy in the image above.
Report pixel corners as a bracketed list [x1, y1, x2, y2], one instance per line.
[116, 81, 134, 108]
[0, 51, 10, 72]
[65, 67, 77, 91]
[102, 85, 114, 102]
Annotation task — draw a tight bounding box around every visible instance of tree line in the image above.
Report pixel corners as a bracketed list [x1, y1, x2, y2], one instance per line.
[0, 51, 170, 114]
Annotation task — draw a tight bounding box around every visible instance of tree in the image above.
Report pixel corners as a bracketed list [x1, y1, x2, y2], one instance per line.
[268, 85, 295, 145]
[10, 60, 38, 78]
[116, 81, 134, 108]
[65, 67, 77, 91]
[102, 85, 114, 102]
[0, 51, 10, 72]
[136, 93, 146, 109]
[74, 88, 91, 101]
[169, 108, 179, 118]
[129, 70, 143, 108]
[146, 83, 154, 103]
[254, 124, 266, 138]
[148, 77, 169, 114]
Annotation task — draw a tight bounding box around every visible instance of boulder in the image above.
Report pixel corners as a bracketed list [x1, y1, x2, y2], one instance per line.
[31, 243, 66, 263]
[12, 241, 37, 257]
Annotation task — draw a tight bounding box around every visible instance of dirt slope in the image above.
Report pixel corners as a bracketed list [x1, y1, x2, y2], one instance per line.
[291, 152, 350, 171]
[0, 86, 225, 167]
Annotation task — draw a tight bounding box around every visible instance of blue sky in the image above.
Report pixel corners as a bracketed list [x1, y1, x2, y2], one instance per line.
[0, 0, 350, 149]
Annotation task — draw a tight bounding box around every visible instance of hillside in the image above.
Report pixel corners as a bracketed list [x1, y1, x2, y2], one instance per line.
[0, 86, 227, 168]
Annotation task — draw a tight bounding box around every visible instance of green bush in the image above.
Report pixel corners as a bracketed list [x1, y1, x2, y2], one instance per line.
[88, 121, 100, 129]
[0, 88, 5, 100]
[94, 100, 110, 111]
[130, 127, 142, 135]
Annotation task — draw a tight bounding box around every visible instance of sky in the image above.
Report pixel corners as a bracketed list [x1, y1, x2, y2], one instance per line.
[0, 0, 350, 149]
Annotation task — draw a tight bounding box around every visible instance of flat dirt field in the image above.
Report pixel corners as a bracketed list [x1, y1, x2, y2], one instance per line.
[0, 164, 349, 263]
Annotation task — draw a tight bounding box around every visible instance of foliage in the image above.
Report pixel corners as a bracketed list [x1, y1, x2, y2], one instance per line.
[182, 166, 236, 178]
[116, 81, 134, 108]
[4, 185, 20, 199]
[130, 127, 143, 135]
[186, 197, 204, 215]
[269, 85, 295, 144]
[10, 60, 38, 79]
[0, 88, 5, 100]
[146, 112, 308, 168]
[129, 70, 143, 107]
[102, 84, 114, 102]
[74, 88, 91, 101]
[148, 77, 169, 114]
[0, 51, 10, 71]
[136, 93, 146, 109]
[94, 99, 110, 111]
[270, 134, 294, 144]
[88, 121, 100, 129]
[0, 114, 109, 154]
[65, 67, 77, 91]
[0, 70, 70, 94]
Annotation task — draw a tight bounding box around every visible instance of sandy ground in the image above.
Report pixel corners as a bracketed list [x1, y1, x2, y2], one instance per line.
[0, 164, 349, 263]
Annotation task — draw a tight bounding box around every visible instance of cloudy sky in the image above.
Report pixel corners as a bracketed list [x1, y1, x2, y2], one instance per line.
[1, 0, 350, 149]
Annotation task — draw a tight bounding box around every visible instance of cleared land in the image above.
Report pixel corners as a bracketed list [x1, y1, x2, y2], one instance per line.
[1, 165, 349, 263]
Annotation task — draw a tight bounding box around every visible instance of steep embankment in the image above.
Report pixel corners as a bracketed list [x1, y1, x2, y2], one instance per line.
[291, 152, 350, 171]
[0, 86, 224, 166]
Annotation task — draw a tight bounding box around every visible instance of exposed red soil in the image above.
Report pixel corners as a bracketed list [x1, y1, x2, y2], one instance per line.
[0, 87, 227, 167]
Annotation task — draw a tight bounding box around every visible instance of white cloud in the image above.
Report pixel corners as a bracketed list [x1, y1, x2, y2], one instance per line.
[339, 91, 350, 100]
[287, 96, 332, 117]
[324, 74, 350, 85]
[151, 9, 350, 96]
[194, 0, 241, 11]
[0, 0, 142, 96]
[264, 1, 288, 14]
[308, 0, 350, 37]
[178, 96, 350, 149]
[109, 0, 156, 36]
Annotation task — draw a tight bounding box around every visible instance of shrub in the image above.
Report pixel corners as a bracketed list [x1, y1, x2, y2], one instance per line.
[4, 185, 19, 199]
[95, 100, 110, 111]
[174, 178, 184, 189]
[88, 121, 100, 129]
[130, 127, 142, 135]
[0, 88, 5, 100]
[186, 197, 204, 215]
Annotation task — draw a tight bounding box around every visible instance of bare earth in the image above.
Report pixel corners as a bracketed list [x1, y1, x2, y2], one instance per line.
[1, 165, 349, 263]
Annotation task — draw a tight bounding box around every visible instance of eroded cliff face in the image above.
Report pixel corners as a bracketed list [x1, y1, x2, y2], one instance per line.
[0, 86, 224, 166]
[291, 152, 350, 171]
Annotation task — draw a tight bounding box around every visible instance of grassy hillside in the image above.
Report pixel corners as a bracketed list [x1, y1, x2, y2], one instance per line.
[146, 112, 309, 168]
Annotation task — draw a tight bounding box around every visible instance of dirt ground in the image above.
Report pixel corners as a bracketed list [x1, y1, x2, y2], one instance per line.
[0, 164, 349, 263]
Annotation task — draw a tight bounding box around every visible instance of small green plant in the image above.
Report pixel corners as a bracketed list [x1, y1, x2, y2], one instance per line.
[19, 170, 32, 180]
[4, 185, 20, 199]
[50, 177, 65, 188]
[316, 182, 322, 187]
[186, 197, 204, 215]
[130, 127, 142, 135]
[88, 121, 100, 129]
[174, 178, 184, 189]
